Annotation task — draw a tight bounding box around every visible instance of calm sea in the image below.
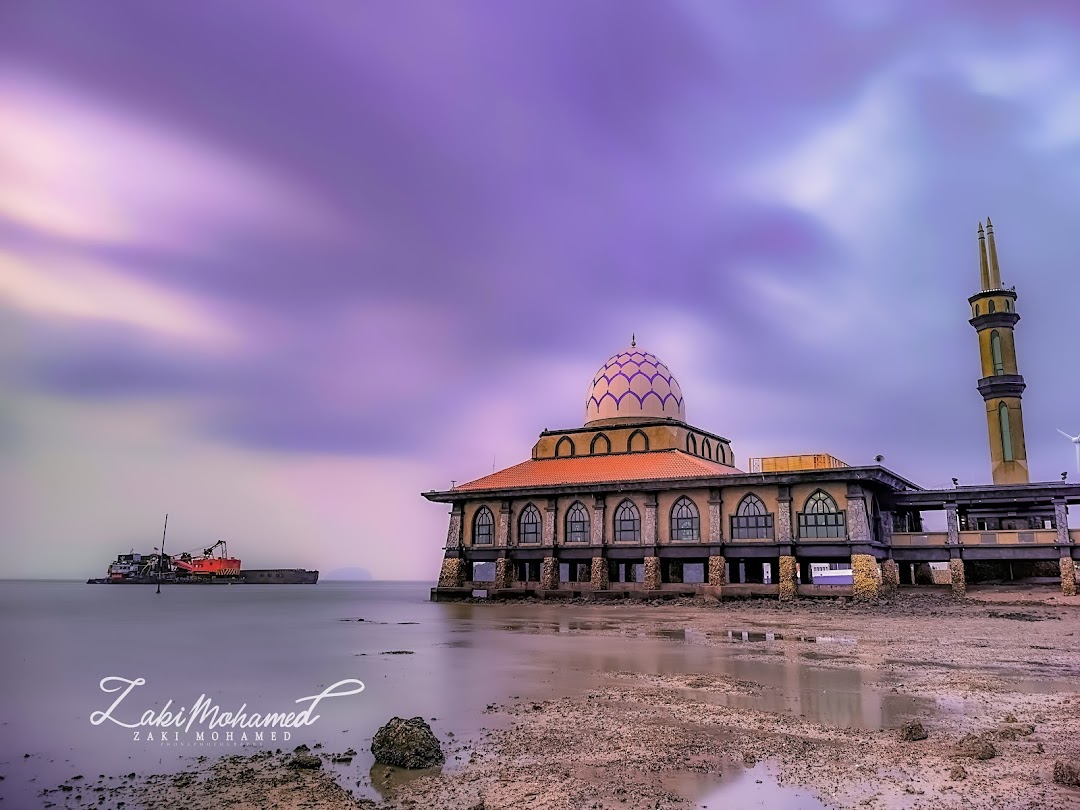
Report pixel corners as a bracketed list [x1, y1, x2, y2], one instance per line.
[0, 580, 921, 808]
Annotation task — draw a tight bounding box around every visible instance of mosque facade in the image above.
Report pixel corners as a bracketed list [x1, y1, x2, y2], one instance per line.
[424, 223, 1080, 600]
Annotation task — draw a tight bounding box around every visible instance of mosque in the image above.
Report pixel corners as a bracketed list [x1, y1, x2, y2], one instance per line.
[424, 221, 1080, 600]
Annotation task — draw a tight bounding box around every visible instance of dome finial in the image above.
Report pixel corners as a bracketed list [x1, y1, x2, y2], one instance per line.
[631, 332, 636, 348]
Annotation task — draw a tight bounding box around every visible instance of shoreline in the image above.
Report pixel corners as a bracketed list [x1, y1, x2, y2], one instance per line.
[53, 590, 1080, 809]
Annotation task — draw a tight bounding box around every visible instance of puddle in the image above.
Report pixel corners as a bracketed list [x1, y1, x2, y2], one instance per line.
[698, 761, 829, 808]
[711, 629, 857, 645]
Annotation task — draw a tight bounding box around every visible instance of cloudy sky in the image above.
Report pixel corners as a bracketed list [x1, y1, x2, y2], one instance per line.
[3, 1, 1080, 579]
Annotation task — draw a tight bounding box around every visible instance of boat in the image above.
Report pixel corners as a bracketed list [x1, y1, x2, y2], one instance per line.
[88, 539, 318, 584]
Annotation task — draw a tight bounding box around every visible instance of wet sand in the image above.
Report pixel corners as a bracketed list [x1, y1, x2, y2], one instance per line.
[71, 590, 1080, 809]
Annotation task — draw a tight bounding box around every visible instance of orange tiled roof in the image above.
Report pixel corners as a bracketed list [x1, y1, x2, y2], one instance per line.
[452, 450, 740, 493]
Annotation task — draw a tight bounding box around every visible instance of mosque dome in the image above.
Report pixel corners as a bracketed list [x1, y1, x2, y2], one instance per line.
[584, 342, 685, 425]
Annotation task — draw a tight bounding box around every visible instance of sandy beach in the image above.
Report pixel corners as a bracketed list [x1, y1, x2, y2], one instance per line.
[62, 590, 1080, 810]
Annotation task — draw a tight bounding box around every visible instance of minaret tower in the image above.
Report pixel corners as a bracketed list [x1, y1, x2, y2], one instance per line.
[969, 218, 1029, 484]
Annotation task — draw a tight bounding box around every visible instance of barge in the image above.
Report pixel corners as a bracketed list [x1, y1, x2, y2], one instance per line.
[88, 541, 318, 584]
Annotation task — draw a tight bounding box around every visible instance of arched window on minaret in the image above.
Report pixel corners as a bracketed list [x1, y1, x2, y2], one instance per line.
[988, 300, 996, 314]
[999, 402, 1013, 461]
[990, 331, 1004, 375]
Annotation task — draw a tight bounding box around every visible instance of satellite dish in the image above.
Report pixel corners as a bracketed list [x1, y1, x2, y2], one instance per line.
[874, 454, 884, 464]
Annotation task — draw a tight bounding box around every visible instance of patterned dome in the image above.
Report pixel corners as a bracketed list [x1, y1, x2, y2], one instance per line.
[585, 344, 685, 425]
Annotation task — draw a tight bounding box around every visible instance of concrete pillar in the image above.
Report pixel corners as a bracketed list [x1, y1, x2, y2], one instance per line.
[494, 558, 512, 589]
[667, 560, 684, 583]
[543, 499, 557, 546]
[540, 557, 558, 590]
[851, 554, 881, 601]
[708, 555, 726, 585]
[1055, 499, 1070, 546]
[497, 501, 511, 547]
[949, 558, 966, 597]
[946, 503, 959, 546]
[445, 504, 463, 549]
[1061, 557, 1076, 597]
[591, 498, 606, 546]
[437, 558, 466, 587]
[590, 556, 609, 589]
[644, 494, 658, 546]
[881, 559, 900, 595]
[708, 489, 722, 543]
[644, 556, 661, 589]
[845, 485, 872, 543]
[778, 556, 797, 601]
[777, 486, 793, 543]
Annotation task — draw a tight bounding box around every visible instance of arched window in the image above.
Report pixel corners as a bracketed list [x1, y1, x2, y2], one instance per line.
[627, 430, 649, 453]
[614, 500, 640, 542]
[687, 433, 697, 454]
[988, 300, 996, 314]
[798, 490, 846, 538]
[999, 402, 1013, 461]
[731, 494, 773, 539]
[555, 436, 576, 457]
[1006, 299, 1012, 312]
[473, 507, 494, 545]
[719, 444, 728, 465]
[590, 433, 611, 455]
[990, 330, 1004, 375]
[519, 503, 541, 544]
[702, 438, 712, 459]
[670, 497, 700, 541]
[565, 501, 590, 543]
[974, 304, 980, 316]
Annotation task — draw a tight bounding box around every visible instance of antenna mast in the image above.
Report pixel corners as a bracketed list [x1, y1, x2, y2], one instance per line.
[156, 513, 168, 595]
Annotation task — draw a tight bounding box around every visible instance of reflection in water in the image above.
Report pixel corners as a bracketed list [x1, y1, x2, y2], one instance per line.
[698, 761, 830, 809]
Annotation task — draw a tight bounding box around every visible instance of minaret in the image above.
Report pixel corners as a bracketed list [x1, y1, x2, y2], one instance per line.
[968, 218, 1029, 484]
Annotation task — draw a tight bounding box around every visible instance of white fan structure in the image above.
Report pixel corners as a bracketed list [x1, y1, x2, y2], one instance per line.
[1058, 429, 1080, 475]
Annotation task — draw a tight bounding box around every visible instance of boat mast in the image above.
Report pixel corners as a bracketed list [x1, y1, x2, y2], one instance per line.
[156, 513, 168, 595]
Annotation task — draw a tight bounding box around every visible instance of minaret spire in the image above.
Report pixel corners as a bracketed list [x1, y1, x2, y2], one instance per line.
[631, 332, 636, 348]
[978, 222, 991, 291]
[985, 216, 1002, 290]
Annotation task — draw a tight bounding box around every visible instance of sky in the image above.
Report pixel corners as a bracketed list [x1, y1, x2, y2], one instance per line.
[3, 1, 1080, 579]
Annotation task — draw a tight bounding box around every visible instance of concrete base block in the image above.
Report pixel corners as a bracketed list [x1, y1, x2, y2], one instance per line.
[949, 558, 966, 598]
[708, 555, 727, 586]
[540, 557, 558, 590]
[437, 558, 466, 588]
[881, 559, 900, 595]
[851, 554, 881, 601]
[778, 555, 797, 602]
[644, 557, 661, 590]
[1061, 557, 1076, 597]
[494, 558, 512, 589]
[590, 557, 609, 589]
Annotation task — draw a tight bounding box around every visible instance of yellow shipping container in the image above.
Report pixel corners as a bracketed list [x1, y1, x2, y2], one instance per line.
[749, 454, 848, 473]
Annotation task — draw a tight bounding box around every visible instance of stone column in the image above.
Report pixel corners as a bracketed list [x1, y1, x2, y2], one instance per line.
[777, 486, 793, 544]
[946, 503, 959, 546]
[667, 560, 684, 583]
[1060, 557, 1076, 597]
[778, 556, 797, 601]
[540, 557, 558, 590]
[881, 559, 900, 595]
[494, 558, 512, 589]
[879, 510, 894, 549]
[590, 557, 609, 589]
[437, 558, 466, 587]
[845, 485, 871, 544]
[445, 503, 464, 549]
[644, 556, 661, 589]
[591, 497, 606, 546]
[708, 555, 727, 585]
[851, 554, 881, 601]
[1054, 499, 1070, 546]
[543, 499, 557, 547]
[497, 500, 511, 547]
[644, 494, 658, 546]
[949, 558, 966, 597]
[708, 489, 722, 543]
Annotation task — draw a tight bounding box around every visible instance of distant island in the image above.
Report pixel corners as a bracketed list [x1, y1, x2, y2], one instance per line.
[321, 567, 374, 581]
